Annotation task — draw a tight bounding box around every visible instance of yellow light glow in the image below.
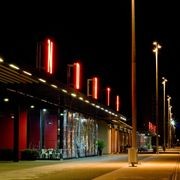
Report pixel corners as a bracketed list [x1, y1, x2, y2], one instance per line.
[9, 64, 20, 70]
[23, 70, 32, 76]
[51, 84, 58, 88]
[71, 93, 77, 97]
[38, 78, 46, 83]
[4, 98, 9, 102]
[0, 57, 4, 62]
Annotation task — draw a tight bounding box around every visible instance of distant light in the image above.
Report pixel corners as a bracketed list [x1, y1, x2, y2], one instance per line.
[9, 64, 20, 70]
[62, 89, 67, 93]
[79, 97, 84, 101]
[41, 99, 47, 103]
[71, 93, 77, 97]
[17, 91, 25, 95]
[7, 88, 16, 93]
[96, 105, 100, 109]
[51, 84, 58, 88]
[121, 116, 127, 121]
[48, 121, 52, 125]
[4, 98, 9, 102]
[162, 77, 167, 84]
[38, 78, 46, 83]
[0, 57, 4, 62]
[26, 94, 34, 98]
[30, 105, 35, 109]
[153, 41, 161, 53]
[171, 119, 175, 126]
[85, 100, 89, 103]
[23, 70, 32, 76]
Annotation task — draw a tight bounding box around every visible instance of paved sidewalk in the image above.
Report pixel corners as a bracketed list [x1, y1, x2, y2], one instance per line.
[93, 148, 180, 180]
[92, 155, 164, 179]
[0, 148, 180, 180]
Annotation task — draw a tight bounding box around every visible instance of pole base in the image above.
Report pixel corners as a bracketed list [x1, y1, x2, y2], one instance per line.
[128, 147, 138, 167]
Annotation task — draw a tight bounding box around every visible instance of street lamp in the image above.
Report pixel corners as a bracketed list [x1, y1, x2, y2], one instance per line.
[171, 118, 175, 146]
[169, 105, 172, 148]
[128, 0, 138, 167]
[167, 95, 171, 148]
[153, 41, 161, 154]
[162, 77, 167, 151]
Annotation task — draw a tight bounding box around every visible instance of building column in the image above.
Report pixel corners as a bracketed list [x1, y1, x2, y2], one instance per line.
[40, 109, 45, 149]
[13, 106, 19, 162]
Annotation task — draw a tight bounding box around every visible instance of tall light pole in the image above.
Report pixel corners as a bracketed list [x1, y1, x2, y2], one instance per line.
[169, 105, 172, 148]
[131, 0, 136, 149]
[171, 117, 175, 147]
[162, 77, 167, 151]
[153, 41, 161, 154]
[167, 95, 171, 148]
[128, 0, 138, 167]
[170, 107, 173, 147]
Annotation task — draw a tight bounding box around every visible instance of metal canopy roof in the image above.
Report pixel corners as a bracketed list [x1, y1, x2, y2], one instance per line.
[0, 61, 132, 129]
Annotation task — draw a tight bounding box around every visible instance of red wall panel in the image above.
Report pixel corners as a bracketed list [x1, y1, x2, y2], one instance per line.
[29, 111, 40, 149]
[44, 114, 57, 149]
[19, 110, 27, 150]
[0, 113, 13, 149]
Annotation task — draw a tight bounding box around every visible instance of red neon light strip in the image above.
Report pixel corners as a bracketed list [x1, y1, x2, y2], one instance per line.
[116, 95, 119, 111]
[93, 77, 98, 99]
[47, 39, 53, 74]
[106, 87, 111, 106]
[74, 62, 80, 89]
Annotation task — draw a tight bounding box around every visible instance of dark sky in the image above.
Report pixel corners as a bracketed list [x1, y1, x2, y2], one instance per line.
[0, 1, 180, 134]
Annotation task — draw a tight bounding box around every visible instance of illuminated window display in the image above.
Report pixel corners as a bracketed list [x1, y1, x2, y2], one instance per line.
[63, 110, 98, 158]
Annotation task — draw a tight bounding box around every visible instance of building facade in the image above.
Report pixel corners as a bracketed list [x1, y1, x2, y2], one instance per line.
[0, 60, 132, 161]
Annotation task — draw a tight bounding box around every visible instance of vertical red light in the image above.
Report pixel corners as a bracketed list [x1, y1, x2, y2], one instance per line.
[46, 39, 53, 74]
[116, 95, 119, 111]
[106, 87, 111, 106]
[92, 77, 98, 99]
[73, 62, 81, 90]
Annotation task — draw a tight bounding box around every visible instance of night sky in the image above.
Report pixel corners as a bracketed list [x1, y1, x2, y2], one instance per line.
[0, 1, 180, 137]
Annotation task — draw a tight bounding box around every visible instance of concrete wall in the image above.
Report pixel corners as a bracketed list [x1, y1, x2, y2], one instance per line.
[97, 120, 111, 154]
